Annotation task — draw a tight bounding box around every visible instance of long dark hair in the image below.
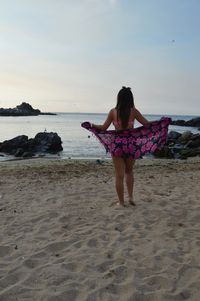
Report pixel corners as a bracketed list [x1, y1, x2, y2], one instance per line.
[116, 86, 134, 129]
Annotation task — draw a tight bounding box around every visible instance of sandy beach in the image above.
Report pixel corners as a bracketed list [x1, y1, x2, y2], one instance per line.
[0, 158, 200, 301]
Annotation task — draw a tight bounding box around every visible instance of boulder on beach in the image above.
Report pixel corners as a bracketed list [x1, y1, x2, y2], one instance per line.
[167, 131, 182, 142]
[185, 135, 200, 148]
[0, 132, 63, 157]
[33, 132, 63, 153]
[0, 135, 29, 155]
[155, 130, 200, 159]
[180, 148, 200, 159]
[177, 131, 193, 144]
[153, 146, 174, 159]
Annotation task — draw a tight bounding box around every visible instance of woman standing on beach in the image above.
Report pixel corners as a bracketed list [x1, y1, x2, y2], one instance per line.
[82, 87, 170, 207]
[84, 87, 149, 206]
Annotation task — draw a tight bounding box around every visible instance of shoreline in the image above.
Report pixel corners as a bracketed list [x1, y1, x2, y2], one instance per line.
[1, 155, 200, 165]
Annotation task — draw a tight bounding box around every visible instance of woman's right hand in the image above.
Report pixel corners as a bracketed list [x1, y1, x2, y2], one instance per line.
[81, 121, 91, 129]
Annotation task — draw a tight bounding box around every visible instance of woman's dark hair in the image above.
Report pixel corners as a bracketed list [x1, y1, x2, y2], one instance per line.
[116, 86, 134, 129]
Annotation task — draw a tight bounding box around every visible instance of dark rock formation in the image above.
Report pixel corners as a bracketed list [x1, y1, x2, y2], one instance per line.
[14, 148, 25, 157]
[167, 131, 182, 141]
[32, 132, 63, 153]
[153, 146, 174, 159]
[179, 148, 200, 159]
[0, 102, 56, 116]
[0, 132, 63, 158]
[177, 131, 193, 144]
[22, 152, 35, 158]
[170, 117, 200, 127]
[154, 130, 200, 159]
[0, 135, 28, 154]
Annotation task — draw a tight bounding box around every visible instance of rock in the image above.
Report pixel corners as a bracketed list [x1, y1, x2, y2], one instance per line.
[16, 102, 40, 115]
[178, 131, 193, 144]
[170, 119, 186, 126]
[170, 117, 200, 127]
[185, 135, 200, 148]
[22, 152, 34, 158]
[14, 148, 24, 157]
[33, 132, 63, 153]
[0, 135, 28, 154]
[155, 131, 200, 159]
[0, 102, 40, 116]
[154, 146, 174, 159]
[167, 131, 182, 141]
[0, 132, 63, 157]
[166, 131, 182, 146]
[96, 159, 103, 165]
[39, 112, 57, 116]
[0, 102, 56, 116]
[170, 145, 184, 159]
[180, 147, 200, 159]
[186, 117, 200, 127]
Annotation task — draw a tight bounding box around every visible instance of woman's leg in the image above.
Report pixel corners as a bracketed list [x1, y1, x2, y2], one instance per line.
[112, 156, 125, 206]
[124, 157, 135, 205]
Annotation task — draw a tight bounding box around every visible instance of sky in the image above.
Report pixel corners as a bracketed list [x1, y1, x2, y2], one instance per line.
[0, 0, 200, 115]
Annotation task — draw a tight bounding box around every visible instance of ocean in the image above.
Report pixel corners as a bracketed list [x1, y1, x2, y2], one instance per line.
[0, 113, 199, 161]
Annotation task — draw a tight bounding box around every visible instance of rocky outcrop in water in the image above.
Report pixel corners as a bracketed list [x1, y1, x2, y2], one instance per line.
[154, 130, 200, 159]
[0, 132, 63, 158]
[0, 102, 56, 116]
[170, 117, 200, 128]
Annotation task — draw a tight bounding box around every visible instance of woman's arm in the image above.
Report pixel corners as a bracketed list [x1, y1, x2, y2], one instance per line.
[92, 109, 113, 131]
[135, 108, 150, 125]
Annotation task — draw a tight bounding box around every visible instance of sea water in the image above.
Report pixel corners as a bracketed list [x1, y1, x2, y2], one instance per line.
[0, 113, 199, 161]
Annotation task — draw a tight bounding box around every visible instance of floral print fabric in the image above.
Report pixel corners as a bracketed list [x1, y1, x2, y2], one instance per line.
[81, 117, 171, 159]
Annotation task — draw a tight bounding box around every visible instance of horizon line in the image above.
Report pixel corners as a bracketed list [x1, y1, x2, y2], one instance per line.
[51, 111, 200, 117]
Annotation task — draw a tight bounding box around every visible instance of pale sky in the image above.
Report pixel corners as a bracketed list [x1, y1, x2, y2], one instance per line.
[0, 0, 200, 115]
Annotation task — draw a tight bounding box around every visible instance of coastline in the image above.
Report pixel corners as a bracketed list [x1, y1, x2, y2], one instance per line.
[1, 112, 200, 161]
[1, 154, 200, 165]
[0, 158, 200, 300]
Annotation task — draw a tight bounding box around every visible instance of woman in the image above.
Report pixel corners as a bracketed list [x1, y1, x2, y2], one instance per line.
[82, 87, 170, 207]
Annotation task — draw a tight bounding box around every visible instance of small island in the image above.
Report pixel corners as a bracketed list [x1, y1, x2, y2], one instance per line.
[0, 102, 56, 116]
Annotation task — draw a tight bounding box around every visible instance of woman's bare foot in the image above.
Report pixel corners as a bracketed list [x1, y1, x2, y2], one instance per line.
[118, 201, 126, 207]
[110, 201, 126, 207]
[129, 198, 136, 206]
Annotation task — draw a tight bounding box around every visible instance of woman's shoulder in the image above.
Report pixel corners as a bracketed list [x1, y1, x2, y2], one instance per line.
[109, 108, 116, 116]
[132, 107, 139, 116]
[130, 107, 137, 116]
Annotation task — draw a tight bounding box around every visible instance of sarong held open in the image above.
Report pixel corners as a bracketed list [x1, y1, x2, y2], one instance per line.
[81, 117, 171, 159]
